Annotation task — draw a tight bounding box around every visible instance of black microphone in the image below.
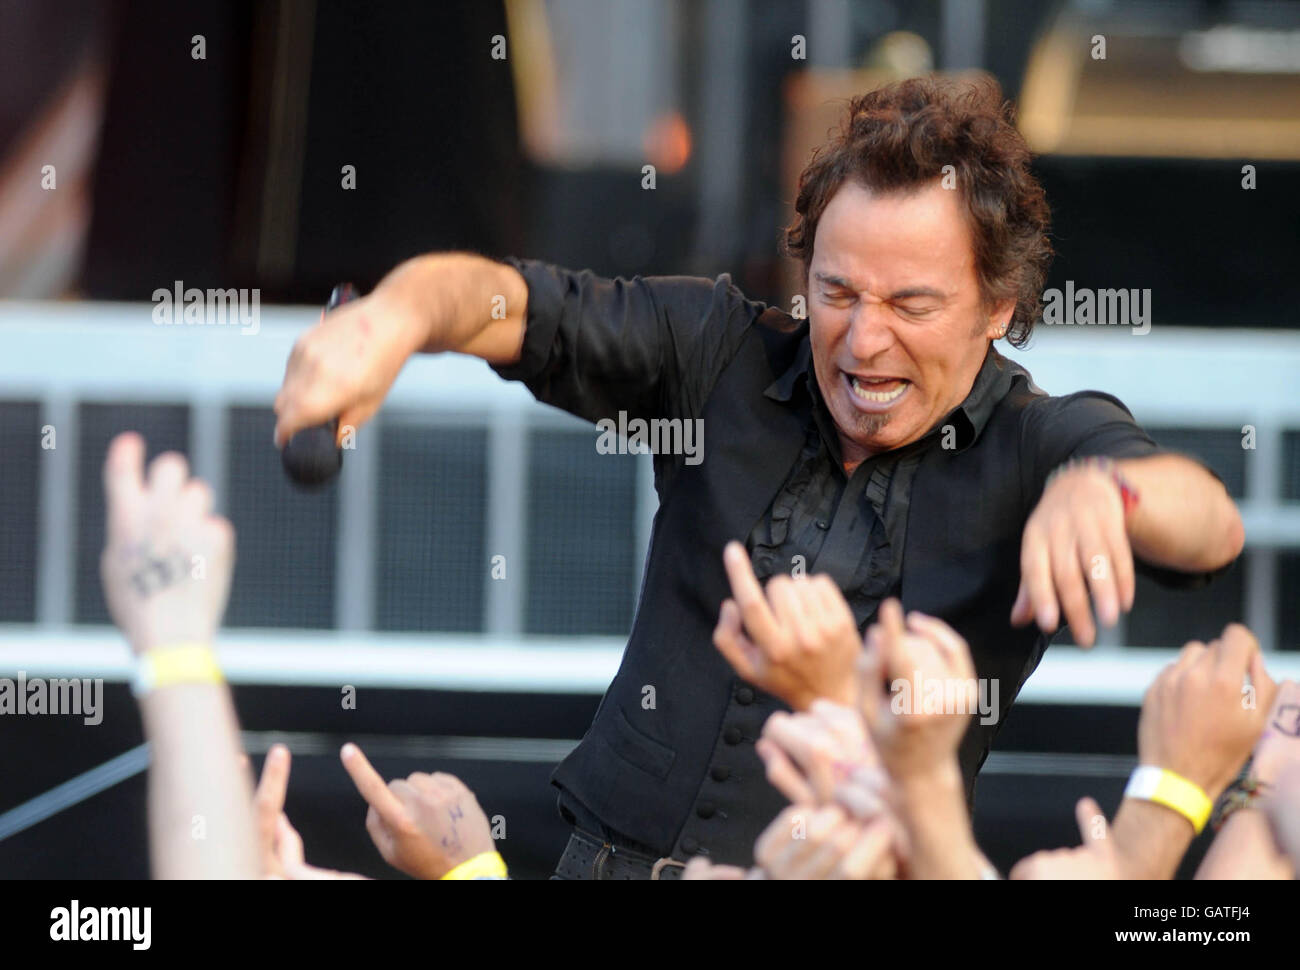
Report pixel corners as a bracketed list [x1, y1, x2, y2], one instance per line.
[280, 283, 357, 488]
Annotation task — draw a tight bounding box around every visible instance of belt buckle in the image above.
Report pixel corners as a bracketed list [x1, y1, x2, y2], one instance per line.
[650, 856, 687, 880]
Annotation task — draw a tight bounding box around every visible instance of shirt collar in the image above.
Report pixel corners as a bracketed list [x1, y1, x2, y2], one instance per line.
[763, 335, 813, 403]
[763, 337, 1019, 455]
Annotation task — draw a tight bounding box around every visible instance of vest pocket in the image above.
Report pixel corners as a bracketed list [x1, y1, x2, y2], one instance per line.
[607, 707, 676, 780]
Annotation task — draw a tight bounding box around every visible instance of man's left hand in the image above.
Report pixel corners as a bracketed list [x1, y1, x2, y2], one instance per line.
[1011, 462, 1135, 648]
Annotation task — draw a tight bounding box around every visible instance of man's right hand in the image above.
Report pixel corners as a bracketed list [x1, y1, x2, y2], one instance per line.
[273, 287, 427, 448]
[272, 254, 528, 448]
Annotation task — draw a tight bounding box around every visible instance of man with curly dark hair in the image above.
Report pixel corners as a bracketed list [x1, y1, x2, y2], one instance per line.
[273, 74, 1244, 878]
[785, 75, 1052, 349]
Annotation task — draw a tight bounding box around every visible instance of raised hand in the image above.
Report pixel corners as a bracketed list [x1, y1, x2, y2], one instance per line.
[756, 699, 880, 804]
[857, 598, 977, 780]
[1138, 623, 1276, 803]
[99, 432, 234, 654]
[271, 815, 368, 880]
[712, 541, 861, 710]
[341, 743, 497, 879]
[1010, 797, 1122, 880]
[1250, 679, 1300, 787]
[1263, 761, 1300, 871]
[254, 744, 293, 878]
[754, 804, 898, 880]
[254, 744, 367, 880]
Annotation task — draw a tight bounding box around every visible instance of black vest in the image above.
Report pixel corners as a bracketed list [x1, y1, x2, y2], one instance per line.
[552, 309, 1048, 865]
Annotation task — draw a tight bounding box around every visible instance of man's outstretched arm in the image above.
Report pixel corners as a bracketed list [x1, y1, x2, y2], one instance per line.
[381, 253, 530, 361]
[274, 253, 767, 447]
[1014, 453, 1242, 647]
[1014, 390, 1244, 647]
[273, 253, 528, 446]
[1115, 453, 1244, 572]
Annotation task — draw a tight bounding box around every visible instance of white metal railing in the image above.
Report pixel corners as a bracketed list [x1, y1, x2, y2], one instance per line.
[1, 299, 1298, 704]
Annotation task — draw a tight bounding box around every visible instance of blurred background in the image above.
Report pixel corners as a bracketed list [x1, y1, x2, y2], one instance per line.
[1, 0, 1298, 879]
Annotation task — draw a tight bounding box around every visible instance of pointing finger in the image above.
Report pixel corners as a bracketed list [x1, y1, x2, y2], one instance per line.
[723, 541, 782, 647]
[876, 600, 907, 680]
[255, 744, 292, 826]
[1074, 796, 1107, 846]
[713, 599, 763, 681]
[340, 742, 409, 828]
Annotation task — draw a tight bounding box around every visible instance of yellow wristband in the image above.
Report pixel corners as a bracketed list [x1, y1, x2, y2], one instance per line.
[132, 644, 224, 697]
[1124, 765, 1213, 834]
[440, 851, 508, 881]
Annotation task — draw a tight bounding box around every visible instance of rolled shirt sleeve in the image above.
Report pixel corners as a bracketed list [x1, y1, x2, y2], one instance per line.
[489, 257, 769, 426]
[1022, 391, 1160, 490]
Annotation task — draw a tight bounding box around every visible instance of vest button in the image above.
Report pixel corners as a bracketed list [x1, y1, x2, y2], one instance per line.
[696, 801, 716, 819]
[723, 726, 742, 745]
[735, 687, 755, 705]
[681, 836, 700, 855]
[711, 765, 731, 782]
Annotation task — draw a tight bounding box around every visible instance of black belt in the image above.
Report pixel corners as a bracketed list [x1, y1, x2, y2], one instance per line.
[554, 827, 687, 880]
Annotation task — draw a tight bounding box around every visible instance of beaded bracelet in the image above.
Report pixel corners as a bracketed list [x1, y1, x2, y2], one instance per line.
[1211, 760, 1272, 832]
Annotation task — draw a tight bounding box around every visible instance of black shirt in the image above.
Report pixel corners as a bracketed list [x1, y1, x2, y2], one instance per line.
[491, 258, 1219, 865]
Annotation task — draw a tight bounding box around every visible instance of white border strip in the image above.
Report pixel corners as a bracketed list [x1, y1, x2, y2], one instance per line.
[0, 628, 621, 692]
[2, 628, 1298, 704]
